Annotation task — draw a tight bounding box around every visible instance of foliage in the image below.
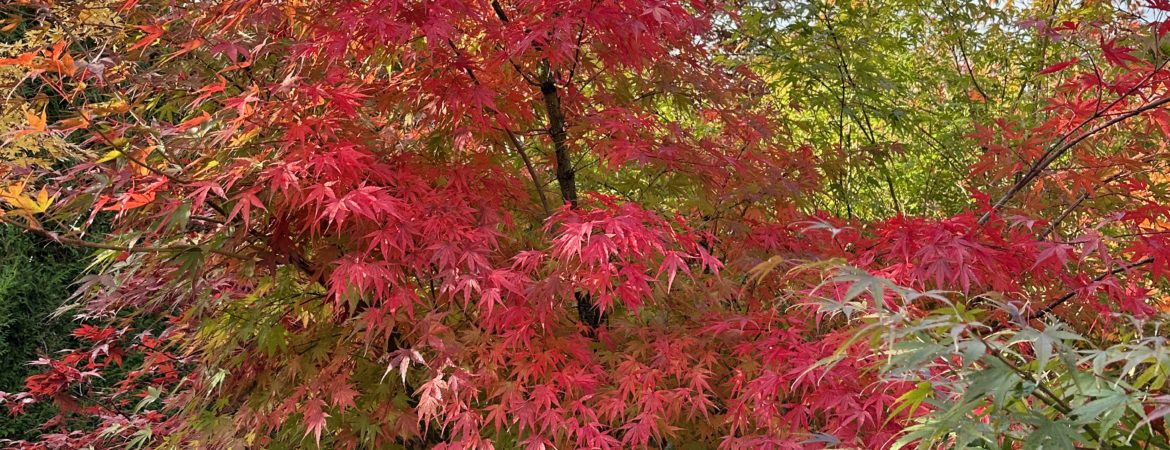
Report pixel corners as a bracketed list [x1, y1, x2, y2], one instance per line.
[737, 0, 1051, 217]
[0, 225, 89, 441]
[817, 267, 1170, 449]
[4, 0, 1170, 449]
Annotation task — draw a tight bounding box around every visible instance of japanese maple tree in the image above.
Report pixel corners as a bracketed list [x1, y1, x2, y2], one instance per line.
[0, 0, 862, 448]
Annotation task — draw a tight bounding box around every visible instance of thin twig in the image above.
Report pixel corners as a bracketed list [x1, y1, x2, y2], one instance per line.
[502, 127, 552, 216]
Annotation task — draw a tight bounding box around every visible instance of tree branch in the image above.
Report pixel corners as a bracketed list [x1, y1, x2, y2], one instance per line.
[1025, 257, 1155, 321]
[979, 92, 1170, 224]
[0, 215, 251, 260]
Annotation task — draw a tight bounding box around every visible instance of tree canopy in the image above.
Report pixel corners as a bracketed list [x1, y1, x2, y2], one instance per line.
[3, 0, 1170, 449]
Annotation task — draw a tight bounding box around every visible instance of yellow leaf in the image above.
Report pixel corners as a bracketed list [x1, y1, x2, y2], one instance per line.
[97, 150, 123, 163]
[193, 159, 220, 176]
[0, 184, 54, 214]
[229, 128, 259, 148]
[34, 187, 52, 210]
[84, 98, 131, 117]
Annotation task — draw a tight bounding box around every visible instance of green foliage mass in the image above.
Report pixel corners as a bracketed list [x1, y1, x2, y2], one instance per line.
[737, 0, 1062, 218]
[0, 226, 88, 440]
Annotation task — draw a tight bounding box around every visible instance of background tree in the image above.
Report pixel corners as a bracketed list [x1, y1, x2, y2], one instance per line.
[735, 0, 1113, 218]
